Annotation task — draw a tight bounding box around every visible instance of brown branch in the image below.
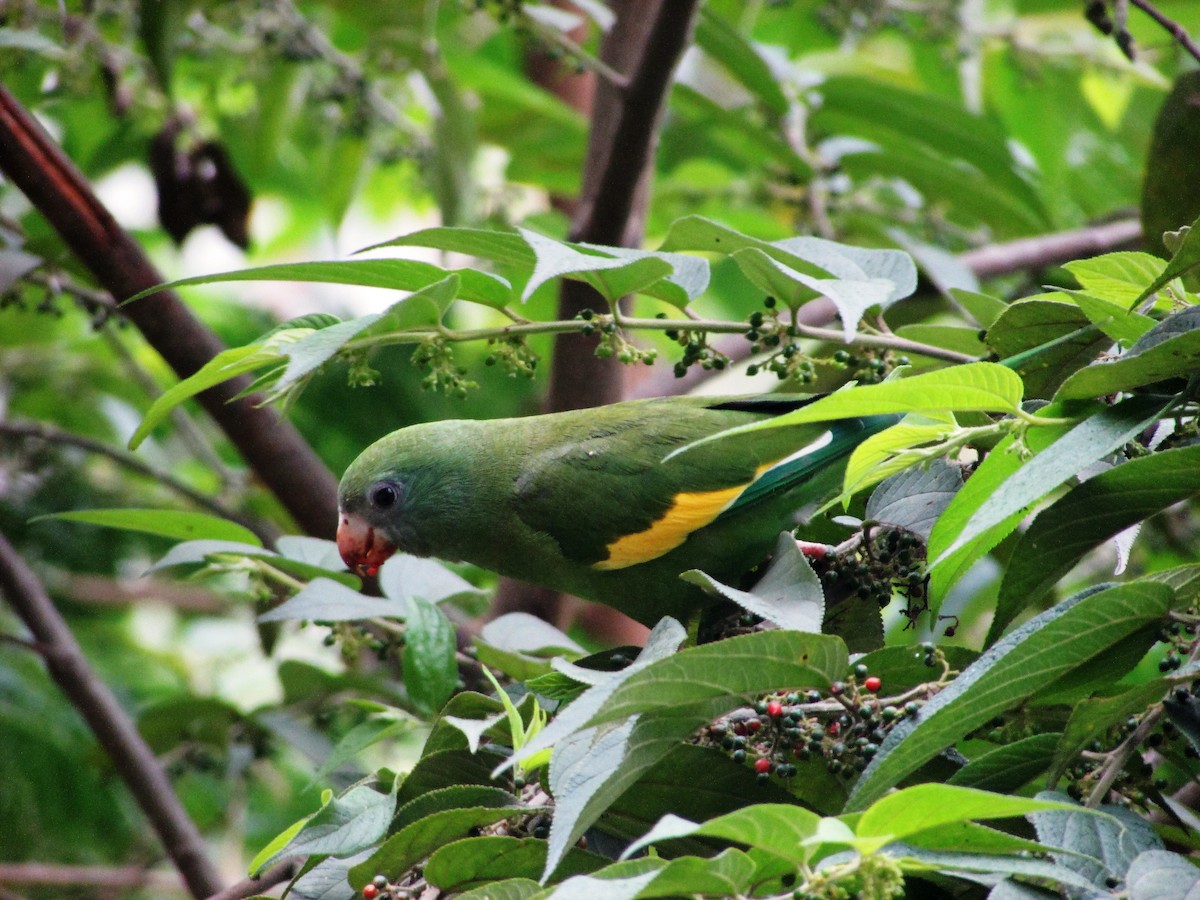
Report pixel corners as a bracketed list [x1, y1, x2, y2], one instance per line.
[1130, 0, 1200, 65]
[0, 535, 225, 899]
[0, 82, 338, 539]
[203, 860, 299, 900]
[960, 217, 1143, 279]
[0, 420, 278, 545]
[0, 863, 182, 893]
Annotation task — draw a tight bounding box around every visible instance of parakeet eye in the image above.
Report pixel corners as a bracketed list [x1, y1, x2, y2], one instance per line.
[369, 483, 399, 510]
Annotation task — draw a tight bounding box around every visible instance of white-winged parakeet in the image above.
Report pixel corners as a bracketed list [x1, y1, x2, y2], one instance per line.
[337, 395, 891, 626]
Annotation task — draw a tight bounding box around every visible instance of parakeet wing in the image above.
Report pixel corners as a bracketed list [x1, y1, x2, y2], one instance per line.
[511, 396, 846, 569]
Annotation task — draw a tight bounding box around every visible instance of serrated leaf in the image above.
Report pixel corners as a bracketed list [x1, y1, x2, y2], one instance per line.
[854, 784, 1082, 855]
[1063, 252, 1168, 306]
[681, 532, 824, 632]
[679, 365, 1019, 458]
[995, 445, 1200, 631]
[864, 459, 962, 541]
[39, 508, 262, 547]
[518, 228, 674, 302]
[621, 806, 822, 867]
[1129, 212, 1200, 308]
[946, 733, 1062, 793]
[258, 578, 407, 623]
[1031, 791, 1162, 889]
[351, 804, 527, 888]
[986, 300, 1107, 398]
[1058, 290, 1156, 344]
[933, 396, 1168, 572]
[403, 595, 459, 716]
[379, 553, 483, 610]
[254, 780, 397, 873]
[843, 420, 954, 496]
[1125, 849, 1200, 899]
[731, 248, 895, 340]
[1056, 306, 1200, 400]
[846, 582, 1175, 811]
[424, 836, 606, 892]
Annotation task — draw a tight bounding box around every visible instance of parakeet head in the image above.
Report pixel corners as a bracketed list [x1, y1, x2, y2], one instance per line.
[336, 429, 424, 577]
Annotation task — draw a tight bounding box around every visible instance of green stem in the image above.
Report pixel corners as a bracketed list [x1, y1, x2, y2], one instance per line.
[344, 315, 979, 364]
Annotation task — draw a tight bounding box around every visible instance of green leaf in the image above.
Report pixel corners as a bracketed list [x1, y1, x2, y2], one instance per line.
[853, 784, 1082, 854]
[622, 806, 822, 867]
[693, 7, 788, 115]
[932, 396, 1167, 572]
[679, 365, 1020, 457]
[1058, 290, 1156, 344]
[946, 734, 1062, 793]
[37, 508, 262, 547]
[842, 419, 954, 497]
[894, 324, 988, 356]
[1031, 791, 1162, 889]
[574, 243, 710, 307]
[365, 227, 534, 266]
[1129, 212, 1200, 308]
[424, 836, 605, 892]
[846, 582, 1175, 811]
[730, 248, 895, 340]
[128, 343, 280, 449]
[1126, 850, 1200, 899]
[249, 814, 311, 876]
[951, 288, 1007, 328]
[1063, 252, 1167, 306]
[1142, 72, 1200, 258]
[351, 804, 527, 888]
[254, 779, 397, 873]
[312, 717, 412, 784]
[123, 259, 511, 308]
[986, 299, 1107, 398]
[996, 445, 1200, 629]
[518, 228, 676, 303]
[258, 578, 407, 623]
[403, 595, 459, 717]
[1056, 306, 1200, 400]
[681, 532, 824, 632]
[379, 553, 485, 611]
[864, 459, 962, 542]
[1049, 682, 1171, 787]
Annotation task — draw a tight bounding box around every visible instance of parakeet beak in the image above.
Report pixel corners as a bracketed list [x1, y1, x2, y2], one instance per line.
[337, 510, 397, 577]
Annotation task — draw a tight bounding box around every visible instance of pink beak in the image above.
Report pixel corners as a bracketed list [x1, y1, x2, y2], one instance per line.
[336, 511, 397, 577]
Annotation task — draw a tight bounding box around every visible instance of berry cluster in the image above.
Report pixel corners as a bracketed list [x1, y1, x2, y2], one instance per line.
[577, 310, 658, 366]
[658, 324, 730, 378]
[484, 335, 539, 379]
[708, 663, 927, 784]
[411, 337, 477, 398]
[831, 348, 909, 385]
[810, 526, 931, 628]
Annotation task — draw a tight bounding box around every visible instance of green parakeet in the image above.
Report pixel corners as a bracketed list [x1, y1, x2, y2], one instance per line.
[337, 395, 890, 626]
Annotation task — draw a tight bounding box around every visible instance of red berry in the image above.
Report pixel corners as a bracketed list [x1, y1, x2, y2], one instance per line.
[363, 886, 379, 899]
[766, 700, 784, 718]
[864, 676, 882, 693]
[828, 721, 840, 736]
[754, 757, 771, 774]
[746, 718, 762, 733]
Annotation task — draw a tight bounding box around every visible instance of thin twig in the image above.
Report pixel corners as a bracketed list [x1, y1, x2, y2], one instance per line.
[1130, 0, 1200, 65]
[203, 859, 299, 900]
[0, 420, 277, 545]
[0, 534, 224, 899]
[960, 217, 1142, 279]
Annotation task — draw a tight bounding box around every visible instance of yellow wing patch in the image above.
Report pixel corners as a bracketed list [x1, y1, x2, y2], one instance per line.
[593, 484, 747, 571]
